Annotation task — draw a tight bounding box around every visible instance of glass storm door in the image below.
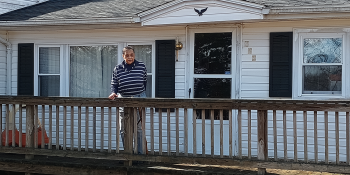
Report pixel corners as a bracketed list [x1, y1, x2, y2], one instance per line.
[189, 28, 236, 155]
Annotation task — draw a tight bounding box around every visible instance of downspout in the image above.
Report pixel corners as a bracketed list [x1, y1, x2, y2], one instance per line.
[0, 32, 12, 95]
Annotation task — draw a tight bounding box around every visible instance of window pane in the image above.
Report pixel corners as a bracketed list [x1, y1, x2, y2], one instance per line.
[39, 47, 60, 74]
[194, 78, 231, 98]
[39, 75, 60, 96]
[131, 45, 152, 73]
[70, 46, 118, 97]
[303, 38, 342, 63]
[194, 33, 232, 74]
[146, 75, 152, 97]
[303, 65, 341, 93]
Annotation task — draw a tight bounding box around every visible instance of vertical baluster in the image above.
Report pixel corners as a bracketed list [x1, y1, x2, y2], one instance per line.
[142, 108, 146, 155]
[101, 107, 104, 152]
[304, 111, 308, 163]
[238, 109, 242, 159]
[85, 107, 89, 152]
[49, 105, 52, 149]
[71, 106, 74, 151]
[78, 106, 81, 151]
[184, 108, 188, 156]
[116, 107, 119, 153]
[34, 105, 38, 149]
[293, 111, 297, 162]
[25, 105, 34, 160]
[336, 112, 339, 165]
[211, 109, 214, 158]
[347, 112, 350, 165]
[273, 110, 277, 161]
[134, 108, 138, 154]
[167, 108, 171, 156]
[202, 109, 205, 157]
[41, 105, 45, 149]
[56, 106, 59, 150]
[19, 104, 23, 148]
[229, 110, 232, 158]
[63, 106, 66, 150]
[11, 104, 15, 147]
[0, 104, 2, 148]
[325, 111, 328, 164]
[159, 109, 162, 155]
[150, 108, 154, 155]
[220, 109, 223, 158]
[193, 109, 197, 157]
[283, 110, 287, 161]
[314, 111, 318, 163]
[93, 107, 96, 152]
[108, 107, 112, 153]
[248, 110, 251, 159]
[176, 108, 179, 156]
[5, 104, 9, 147]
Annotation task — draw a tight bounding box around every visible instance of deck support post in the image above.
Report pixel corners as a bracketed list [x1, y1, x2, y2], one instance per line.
[124, 107, 134, 166]
[25, 105, 34, 160]
[257, 110, 268, 175]
[25, 105, 34, 175]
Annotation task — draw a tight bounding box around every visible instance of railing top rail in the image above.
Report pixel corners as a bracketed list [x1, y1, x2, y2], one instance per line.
[1, 96, 350, 111]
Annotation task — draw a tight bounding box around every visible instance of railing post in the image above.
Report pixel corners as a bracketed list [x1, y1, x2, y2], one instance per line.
[25, 105, 34, 160]
[124, 107, 134, 166]
[257, 110, 267, 175]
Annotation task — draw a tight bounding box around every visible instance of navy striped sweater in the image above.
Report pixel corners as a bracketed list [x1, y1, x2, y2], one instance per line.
[110, 60, 147, 96]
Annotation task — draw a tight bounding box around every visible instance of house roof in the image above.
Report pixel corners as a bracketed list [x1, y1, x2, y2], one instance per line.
[1, 0, 350, 29]
[0, 0, 174, 21]
[0, 0, 48, 15]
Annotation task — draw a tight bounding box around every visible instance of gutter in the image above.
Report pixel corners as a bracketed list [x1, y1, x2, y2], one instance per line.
[0, 33, 12, 95]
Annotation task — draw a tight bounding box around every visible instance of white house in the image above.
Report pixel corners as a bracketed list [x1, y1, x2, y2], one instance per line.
[1, 0, 350, 162]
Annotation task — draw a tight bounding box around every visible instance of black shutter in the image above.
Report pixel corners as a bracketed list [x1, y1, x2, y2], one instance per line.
[18, 43, 34, 96]
[155, 40, 175, 98]
[269, 32, 293, 97]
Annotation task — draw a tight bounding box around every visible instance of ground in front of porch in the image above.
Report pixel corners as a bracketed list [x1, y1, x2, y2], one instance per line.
[0, 153, 346, 175]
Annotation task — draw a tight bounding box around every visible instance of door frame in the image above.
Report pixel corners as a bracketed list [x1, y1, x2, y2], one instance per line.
[186, 26, 240, 155]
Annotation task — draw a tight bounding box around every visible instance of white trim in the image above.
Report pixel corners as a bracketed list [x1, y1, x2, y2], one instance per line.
[138, 0, 264, 17]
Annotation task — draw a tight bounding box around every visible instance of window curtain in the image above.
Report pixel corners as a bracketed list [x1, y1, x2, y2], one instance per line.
[70, 46, 118, 97]
[131, 45, 152, 97]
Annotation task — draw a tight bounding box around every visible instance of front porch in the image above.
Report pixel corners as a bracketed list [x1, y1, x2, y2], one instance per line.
[1, 96, 350, 174]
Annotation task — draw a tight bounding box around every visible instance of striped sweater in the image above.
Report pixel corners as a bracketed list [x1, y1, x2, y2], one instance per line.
[110, 60, 147, 96]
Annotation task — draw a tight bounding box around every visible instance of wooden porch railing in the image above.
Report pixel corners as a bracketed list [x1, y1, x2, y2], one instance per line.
[1, 96, 350, 174]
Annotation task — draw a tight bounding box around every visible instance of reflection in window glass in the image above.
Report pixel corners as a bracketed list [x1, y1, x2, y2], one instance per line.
[194, 33, 231, 74]
[303, 38, 342, 63]
[39, 75, 60, 96]
[39, 47, 60, 74]
[303, 66, 341, 94]
[194, 78, 231, 98]
[302, 38, 342, 94]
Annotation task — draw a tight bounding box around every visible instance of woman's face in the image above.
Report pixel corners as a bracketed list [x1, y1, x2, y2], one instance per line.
[123, 49, 135, 65]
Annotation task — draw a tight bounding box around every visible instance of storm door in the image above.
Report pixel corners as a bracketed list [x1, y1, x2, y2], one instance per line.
[189, 28, 237, 155]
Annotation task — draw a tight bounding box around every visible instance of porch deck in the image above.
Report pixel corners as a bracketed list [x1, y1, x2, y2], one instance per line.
[1, 96, 350, 174]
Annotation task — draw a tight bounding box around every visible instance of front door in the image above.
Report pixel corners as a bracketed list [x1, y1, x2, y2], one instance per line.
[189, 27, 237, 155]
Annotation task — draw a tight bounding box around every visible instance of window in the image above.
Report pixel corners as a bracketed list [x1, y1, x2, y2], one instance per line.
[69, 45, 119, 97]
[295, 32, 345, 98]
[35, 44, 154, 98]
[36, 46, 62, 96]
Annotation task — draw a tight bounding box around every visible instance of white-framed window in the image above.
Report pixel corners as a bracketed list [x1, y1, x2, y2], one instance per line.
[34, 45, 66, 96]
[34, 43, 155, 98]
[294, 31, 346, 98]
